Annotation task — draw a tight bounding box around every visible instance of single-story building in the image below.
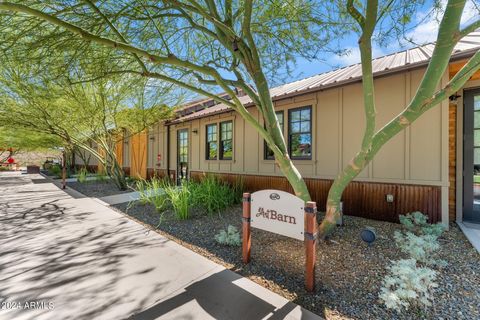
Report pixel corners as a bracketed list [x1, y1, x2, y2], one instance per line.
[78, 29, 480, 227]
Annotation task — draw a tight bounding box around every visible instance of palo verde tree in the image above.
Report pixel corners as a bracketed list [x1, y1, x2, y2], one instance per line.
[1, 1, 479, 237]
[0, 0, 342, 202]
[0, 59, 174, 189]
[0, 127, 60, 163]
[318, 0, 480, 236]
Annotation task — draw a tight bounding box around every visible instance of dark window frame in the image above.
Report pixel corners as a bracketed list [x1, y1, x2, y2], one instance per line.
[264, 111, 284, 160]
[288, 106, 312, 160]
[205, 123, 218, 160]
[219, 120, 233, 160]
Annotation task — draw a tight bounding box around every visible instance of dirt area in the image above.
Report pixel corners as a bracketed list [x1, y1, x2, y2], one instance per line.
[111, 202, 480, 320]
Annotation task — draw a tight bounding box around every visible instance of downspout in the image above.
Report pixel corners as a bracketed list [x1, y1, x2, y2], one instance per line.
[166, 122, 171, 180]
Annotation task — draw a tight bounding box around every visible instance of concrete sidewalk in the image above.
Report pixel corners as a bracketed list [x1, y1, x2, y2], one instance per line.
[0, 172, 321, 320]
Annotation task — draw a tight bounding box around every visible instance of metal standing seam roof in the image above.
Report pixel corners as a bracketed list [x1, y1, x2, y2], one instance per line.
[171, 29, 480, 124]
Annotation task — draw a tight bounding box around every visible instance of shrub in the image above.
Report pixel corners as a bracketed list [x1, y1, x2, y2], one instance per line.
[215, 225, 241, 246]
[379, 259, 438, 312]
[191, 174, 237, 216]
[399, 212, 445, 237]
[395, 212, 445, 266]
[135, 178, 170, 212]
[95, 171, 108, 183]
[380, 212, 445, 312]
[164, 180, 190, 220]
[394, 231, 443, 266]
[48, 164, 62, 178]
[77, 167, 88, 183]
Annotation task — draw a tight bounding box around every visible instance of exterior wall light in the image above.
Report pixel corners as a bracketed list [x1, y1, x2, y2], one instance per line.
[192, 129, 199, 134]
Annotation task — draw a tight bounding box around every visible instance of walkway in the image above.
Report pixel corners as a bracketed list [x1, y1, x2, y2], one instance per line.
[0, 172, 320, 320]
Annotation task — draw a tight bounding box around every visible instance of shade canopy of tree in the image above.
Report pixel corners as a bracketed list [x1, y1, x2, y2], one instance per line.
[0, 127, 61, 163]
[0, 58, 175, 189]
[0, 0, 479, 236]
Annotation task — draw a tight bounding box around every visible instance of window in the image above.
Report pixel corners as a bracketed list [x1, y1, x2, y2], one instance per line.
[220, 121, 233, 160]
[288, 106, 312, 159]
[264, 111, 284, 160]
[206, 124, 217, 160]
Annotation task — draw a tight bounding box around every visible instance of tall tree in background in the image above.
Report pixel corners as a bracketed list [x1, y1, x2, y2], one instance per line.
[0, 60, 174, 189]
[0, 1, 479, 236]
[318, 0, 480, 236]
[0, 127, 60, 163]
[0, 0, 342, 201]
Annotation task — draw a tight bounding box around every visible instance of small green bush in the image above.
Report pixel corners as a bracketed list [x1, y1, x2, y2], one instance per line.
[164, 180, 190, 220]
[135, 178, 170, 212]
[191, 175, 239, 216]
[95, 171, 108, 183]
[77, 167, 88, 183]
[48, 164, 62, 178]
[215, 225, 241, 246]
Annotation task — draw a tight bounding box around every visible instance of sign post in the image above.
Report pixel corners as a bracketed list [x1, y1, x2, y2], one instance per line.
[304, 201, 317, 292]
[242, 189, 317, 292]
[242, 192, 251, 264]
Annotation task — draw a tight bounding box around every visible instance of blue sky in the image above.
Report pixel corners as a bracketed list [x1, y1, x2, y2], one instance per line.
[285, 0, 479, 83]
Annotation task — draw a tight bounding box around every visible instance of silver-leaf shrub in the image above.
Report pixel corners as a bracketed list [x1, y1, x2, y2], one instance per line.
[215, 225, 241, 246]
[380, 212, 445, 312]
[379, 259, 438, 312]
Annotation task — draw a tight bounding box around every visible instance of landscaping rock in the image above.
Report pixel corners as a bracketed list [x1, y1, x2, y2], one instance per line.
[112, 202, 480, 320]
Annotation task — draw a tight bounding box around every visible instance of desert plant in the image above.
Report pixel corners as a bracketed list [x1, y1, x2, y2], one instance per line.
[380, 212, 445, 312]
[163, 181, 190, 220]
[191, 175, 236, 216]
[394, 231, 444, 266]
[379, 259, 438, 312]
[48, 164, 62, 178]
[135, 177, 170, 211]
[215, 225, 241, 246]
[77, 167, 88, 183]
[95, 171, 108, 183]
[395, 212, 446, 266]
[399, 212, 445, 237]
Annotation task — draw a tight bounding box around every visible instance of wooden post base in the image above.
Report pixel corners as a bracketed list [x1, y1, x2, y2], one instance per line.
[304, 201, 317, 292]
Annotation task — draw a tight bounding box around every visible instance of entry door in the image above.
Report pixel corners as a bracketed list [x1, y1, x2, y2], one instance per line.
[177, 129, 188, 184]
[463, 89, 480, 223]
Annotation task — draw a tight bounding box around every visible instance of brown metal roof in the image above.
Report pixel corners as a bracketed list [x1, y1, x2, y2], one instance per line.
[171, 29, 480, 124]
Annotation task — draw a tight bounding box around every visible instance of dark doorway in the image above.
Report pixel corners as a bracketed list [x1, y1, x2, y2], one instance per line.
[177, 129, 188, 184]
[463, 88, 480, 223]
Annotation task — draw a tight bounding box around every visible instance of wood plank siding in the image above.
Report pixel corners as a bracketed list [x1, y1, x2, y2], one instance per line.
[190, 171, 441, 223]
[448, 60, 480, 220]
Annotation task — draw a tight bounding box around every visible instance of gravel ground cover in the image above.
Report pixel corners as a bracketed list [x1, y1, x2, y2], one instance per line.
[67, 180, 134, 198]
[112, 202, 480, 320]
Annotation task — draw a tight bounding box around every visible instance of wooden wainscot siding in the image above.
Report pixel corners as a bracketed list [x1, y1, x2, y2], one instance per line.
[146, 168, 169, 180]
[190, 171, 441, 223]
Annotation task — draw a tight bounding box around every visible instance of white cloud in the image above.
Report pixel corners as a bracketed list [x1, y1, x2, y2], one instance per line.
[404, 0, 479, 45]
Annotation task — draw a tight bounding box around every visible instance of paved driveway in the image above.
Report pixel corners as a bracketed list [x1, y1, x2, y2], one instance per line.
[0, 172, 320, 320]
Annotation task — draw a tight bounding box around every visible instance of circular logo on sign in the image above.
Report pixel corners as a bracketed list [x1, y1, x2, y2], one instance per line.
[269, 193, 280, 200]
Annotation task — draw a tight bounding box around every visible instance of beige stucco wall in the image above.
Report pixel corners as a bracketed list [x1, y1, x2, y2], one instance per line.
[155, 67, 449, 192]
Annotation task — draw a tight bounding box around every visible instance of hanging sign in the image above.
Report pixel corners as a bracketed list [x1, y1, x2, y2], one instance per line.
[250, 190, 305, 240]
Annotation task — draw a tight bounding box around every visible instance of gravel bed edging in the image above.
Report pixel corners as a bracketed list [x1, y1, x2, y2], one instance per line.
[110, 202, 480, 320]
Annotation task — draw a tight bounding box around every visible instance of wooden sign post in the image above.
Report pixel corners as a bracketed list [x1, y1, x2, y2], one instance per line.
[242, 190, 317, 292]
[304, 201, 317, 292]
[242, 192, 251, 264]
